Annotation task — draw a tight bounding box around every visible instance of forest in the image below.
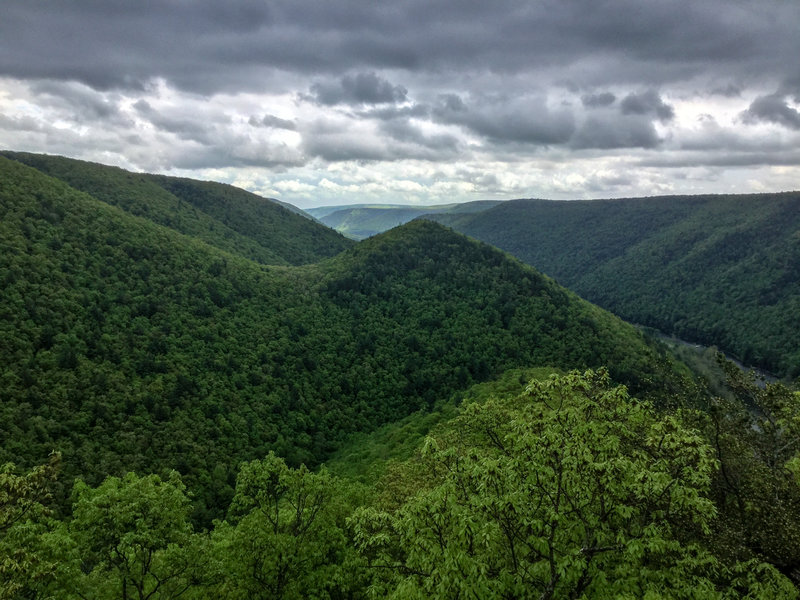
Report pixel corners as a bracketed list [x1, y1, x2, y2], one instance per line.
[0, 154, 683, 521]
[1, 152, 800, 597]
[5, 368, 800, 598]
[428, 195, 800, 379]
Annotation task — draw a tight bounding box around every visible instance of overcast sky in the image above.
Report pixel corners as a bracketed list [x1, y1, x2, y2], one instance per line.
[1, 1, 799, 208]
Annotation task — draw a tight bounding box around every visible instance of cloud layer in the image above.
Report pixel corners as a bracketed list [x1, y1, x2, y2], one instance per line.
[1, 0, 798, 206]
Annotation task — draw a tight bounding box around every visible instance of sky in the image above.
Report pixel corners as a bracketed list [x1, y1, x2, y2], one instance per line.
[1, 1, 799, 209]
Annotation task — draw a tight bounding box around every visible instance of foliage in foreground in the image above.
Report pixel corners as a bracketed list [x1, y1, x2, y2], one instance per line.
[0, 452, 61, 599]
[700, 358, 800, 581]
[3, 370, 799, 599]
[352, 369, 794, 599]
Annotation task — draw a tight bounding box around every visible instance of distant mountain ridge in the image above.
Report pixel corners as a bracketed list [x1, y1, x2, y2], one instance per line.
[307, 200, 501, 239]
[427, 194, 800, 378]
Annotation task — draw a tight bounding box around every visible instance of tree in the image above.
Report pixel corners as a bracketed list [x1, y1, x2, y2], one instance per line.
[0, 452, 61, 599]
[60, 471, 214, 600]
[351, 369, 795, 598]
[217, 452, 360, 599]
[704, 356, 800, 584]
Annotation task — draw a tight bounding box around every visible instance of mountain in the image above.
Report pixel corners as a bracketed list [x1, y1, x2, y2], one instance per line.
[307, 200, 500, 239]
[428, 194, 800, 378]
[5, 155, 799, 597]
[0, 151, 353, 265]
[0, 154, 687, 523]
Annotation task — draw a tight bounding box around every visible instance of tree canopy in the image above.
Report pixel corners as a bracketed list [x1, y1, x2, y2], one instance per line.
[352, 369, 796, 598]
[0, 155, 687, 525]
[3, 370, 799, 598]
[430, 193, 800, 378]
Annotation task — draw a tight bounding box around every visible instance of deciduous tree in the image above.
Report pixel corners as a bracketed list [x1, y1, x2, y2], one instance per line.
[218, 452, 359, 599]
[0, 452, 60, 599]
[352, 370, 795, 598]
[61, 471, 214, 599]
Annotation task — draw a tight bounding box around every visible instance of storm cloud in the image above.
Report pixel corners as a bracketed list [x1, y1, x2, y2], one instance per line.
[620, 91, 675, 122]
[309, 73, 408, 106]
[249, 114, 298, 131]
[1, 0, 798, 206]
[742, 93, 800, 130]
[582, 92, 617, 108]
[432, 93, 576, 145]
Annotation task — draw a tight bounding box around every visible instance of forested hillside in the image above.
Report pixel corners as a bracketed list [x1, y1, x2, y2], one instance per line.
[0, 155, 684, 525]
[5, 368, 800, 598]
[3, 154, 800, 597]
[0, 151, 352, 265]
[429, 194, 800, 378]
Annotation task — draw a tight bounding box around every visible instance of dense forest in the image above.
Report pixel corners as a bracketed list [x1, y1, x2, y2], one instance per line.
[0, 151, 353, 266]
[2, 152, 800, 597]
[5, 368, 800, 598]
[428, 195, 800, 378]
[0, 154, 682, 524]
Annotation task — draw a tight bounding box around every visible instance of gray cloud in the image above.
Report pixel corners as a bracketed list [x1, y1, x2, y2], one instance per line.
[249, 114, 298, 130]
[433, 94, 576, 145]
[741, 93, 800, 130]
[166, 142, 304, 171]
[572, 115, 661, 150]
[1, 0, 799, 203]
[0, 113, 47, 134]
[28, 80, 127, 124]
[133, 100, 220, 145]
[309, 73, 408, 106]
[356, 104, 431, 121]
[620, 90, 674, 122]
[378, 119, 461, 154]
[584, 171, 636, 192]
[468, 172, 501, 193]
[301, 124, 396, 162]
[1, 1, 797, 94]
[125, 100, 306, 170]
[301, 113, 460, 163]
[640, 150, 800, 169]
[581, 92, 616, 108]
[680, 115, 796, 154]
[711, 84, 742, 98]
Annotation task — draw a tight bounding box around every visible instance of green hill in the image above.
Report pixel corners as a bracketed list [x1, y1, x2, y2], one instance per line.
[0, 155, 686, 523]
[307, 200, 500, 239]
[4, 155, 800, 597]
[428, 194, 800, 378]
[0, 151, 352, 265]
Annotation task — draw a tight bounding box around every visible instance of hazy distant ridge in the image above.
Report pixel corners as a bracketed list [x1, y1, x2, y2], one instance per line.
[308, 201, 501, 239]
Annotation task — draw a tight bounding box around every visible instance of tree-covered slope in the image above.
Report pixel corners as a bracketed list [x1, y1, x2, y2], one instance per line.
[429, 194, 800, 377]
[8, 369, 799, 598]
[0, 151, 352, 265]
[148, 174, 351, 263]
[0, 156, 688, 523]
[322, 219, 683, 399]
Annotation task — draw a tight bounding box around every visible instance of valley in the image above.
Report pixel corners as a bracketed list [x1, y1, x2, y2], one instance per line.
[1, 152, 799, 597]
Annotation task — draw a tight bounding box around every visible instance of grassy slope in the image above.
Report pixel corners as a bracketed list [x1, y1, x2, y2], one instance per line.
[325, 366, 561, 483]
[430, 194, 800, 377]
